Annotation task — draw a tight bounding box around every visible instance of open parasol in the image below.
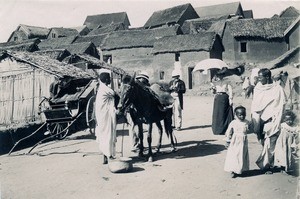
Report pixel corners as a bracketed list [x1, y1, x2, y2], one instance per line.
[192, 58, 230, 73]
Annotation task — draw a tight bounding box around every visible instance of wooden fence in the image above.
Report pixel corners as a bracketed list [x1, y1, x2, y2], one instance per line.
[0, 69, 53, 125]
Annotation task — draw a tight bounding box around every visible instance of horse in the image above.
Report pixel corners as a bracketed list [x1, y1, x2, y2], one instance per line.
[118, 74, 176, 162]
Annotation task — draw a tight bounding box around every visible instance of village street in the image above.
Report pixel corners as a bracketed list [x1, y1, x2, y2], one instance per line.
[0, 96, 298, 199]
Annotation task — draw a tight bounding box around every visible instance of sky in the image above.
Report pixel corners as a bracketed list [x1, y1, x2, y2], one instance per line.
[0, 0, 299, 42]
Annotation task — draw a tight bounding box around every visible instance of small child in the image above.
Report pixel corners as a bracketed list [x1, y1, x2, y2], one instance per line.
[274, 110, 299, 174]
[224, 106, 250, 178]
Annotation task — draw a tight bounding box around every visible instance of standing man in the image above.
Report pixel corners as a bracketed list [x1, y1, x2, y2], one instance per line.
[251, 68, 287, 174]
[95, 69, 118, 164]
[169, 70, 186, 131]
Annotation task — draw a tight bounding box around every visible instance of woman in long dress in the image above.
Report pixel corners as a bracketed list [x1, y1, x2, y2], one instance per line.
[211, 72, 234, 135]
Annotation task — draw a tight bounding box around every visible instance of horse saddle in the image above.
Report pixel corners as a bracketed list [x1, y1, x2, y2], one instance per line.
[150, 83, 174, 109]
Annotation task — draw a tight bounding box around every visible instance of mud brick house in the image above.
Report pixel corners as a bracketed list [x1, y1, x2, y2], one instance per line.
[223, 17, 299, 63]
[7, 24, 50, 42]
[144, 3, 199, 29]
[195, 2, 244, 19]
[0, 51, 94, 125]
[99, 25, 182, 74]
[83, 12, 131, 31]
[152, 32, 224, 89]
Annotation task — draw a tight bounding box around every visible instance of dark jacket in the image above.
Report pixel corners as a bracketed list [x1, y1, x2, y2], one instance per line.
[169, 78, 186, 109]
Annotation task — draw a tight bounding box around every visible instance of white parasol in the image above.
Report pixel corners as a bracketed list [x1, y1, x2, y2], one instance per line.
[192, 58, 230, 74]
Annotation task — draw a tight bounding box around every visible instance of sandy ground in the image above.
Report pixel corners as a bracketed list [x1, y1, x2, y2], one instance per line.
[0, 96, 299, 199]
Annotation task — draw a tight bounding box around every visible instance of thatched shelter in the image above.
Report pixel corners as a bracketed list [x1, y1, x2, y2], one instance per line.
[83, 12, 130, 30]
[144, 3, 199, 29]
[0, 50, 95, 125]
[7, 24, 50, 42]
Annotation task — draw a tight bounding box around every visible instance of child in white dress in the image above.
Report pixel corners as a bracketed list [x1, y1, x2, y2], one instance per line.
[274, 110, 299, 174]
[224, 106, 251, 178]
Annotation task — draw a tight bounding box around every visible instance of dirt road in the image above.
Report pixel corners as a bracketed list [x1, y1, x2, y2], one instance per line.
[0, 96, 298, 199]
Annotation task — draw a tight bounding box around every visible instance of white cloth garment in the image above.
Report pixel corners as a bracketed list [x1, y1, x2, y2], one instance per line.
[95, 82, 117, 158]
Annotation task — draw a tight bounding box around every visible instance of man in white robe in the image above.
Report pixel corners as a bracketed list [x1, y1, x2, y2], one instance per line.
[95, 69, 117, 164]
[251, 68, 287, 173]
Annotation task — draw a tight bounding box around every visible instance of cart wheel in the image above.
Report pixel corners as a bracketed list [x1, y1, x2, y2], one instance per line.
[47, 122, 70, 140]
[86, 95, 96, 135]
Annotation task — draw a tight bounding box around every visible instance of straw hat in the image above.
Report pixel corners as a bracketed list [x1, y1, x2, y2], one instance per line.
[136, 71, 149, 81]
[172, 70, 180, 77]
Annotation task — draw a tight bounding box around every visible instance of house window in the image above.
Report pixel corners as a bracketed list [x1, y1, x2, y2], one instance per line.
[13, 37, 18, 41]
[240, 42, 247, 53]
[103, 55, 112, 64]
[159, 71, 165, 80]
[175, 53, 180, 61]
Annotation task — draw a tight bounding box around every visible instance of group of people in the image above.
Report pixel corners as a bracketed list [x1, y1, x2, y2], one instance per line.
[94, 68, 186, 164]
[212, 68, 299, 178]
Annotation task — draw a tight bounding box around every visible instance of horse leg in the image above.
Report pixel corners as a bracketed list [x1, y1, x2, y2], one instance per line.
[147, 123, 153, 162]
[165, 113, 177, 152]
[155, 121, 163, 153]
[137, 122, 144, 157]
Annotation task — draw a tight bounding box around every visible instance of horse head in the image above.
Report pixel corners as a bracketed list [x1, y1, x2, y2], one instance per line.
[117, 73, 136, 113]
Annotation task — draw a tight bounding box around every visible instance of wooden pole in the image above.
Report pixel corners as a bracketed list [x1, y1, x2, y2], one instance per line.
[11, 76, 15, 123]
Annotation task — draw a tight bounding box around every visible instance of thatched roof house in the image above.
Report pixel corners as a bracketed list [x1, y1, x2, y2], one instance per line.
[73, 34, 109, 48]
[144, 3, 199, 29]
[0, 50, 95, 125]
[101, 25, 182, 51]
[70, 25, 90, 36]
[47, 27, 79, 39]
[0, 51, 95, 78]
[223, 17, 298, 63]
[152, 32, 224, 55]
[38, 36, 77, 50]
[181, 17, 227, 36]
[195, 2, 244, 19]
[87, 23, 126, 36]
[0, 39, 40, 52]
[7, 24, 50, 42]
[63, 53, 126, 75]
[83, 12, 131, 30]
[34, 49, 71, 61]
[279, 6, 300, 18]
[226, 17, 296, 40]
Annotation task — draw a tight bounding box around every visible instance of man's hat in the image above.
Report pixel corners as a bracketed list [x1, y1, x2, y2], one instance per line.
[136, 71, 149, 81]
[172, 70, 180, 77]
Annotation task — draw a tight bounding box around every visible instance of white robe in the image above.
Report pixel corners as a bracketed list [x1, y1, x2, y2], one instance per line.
[251, 82, 287, 169]
[95, 83, 117, 157]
